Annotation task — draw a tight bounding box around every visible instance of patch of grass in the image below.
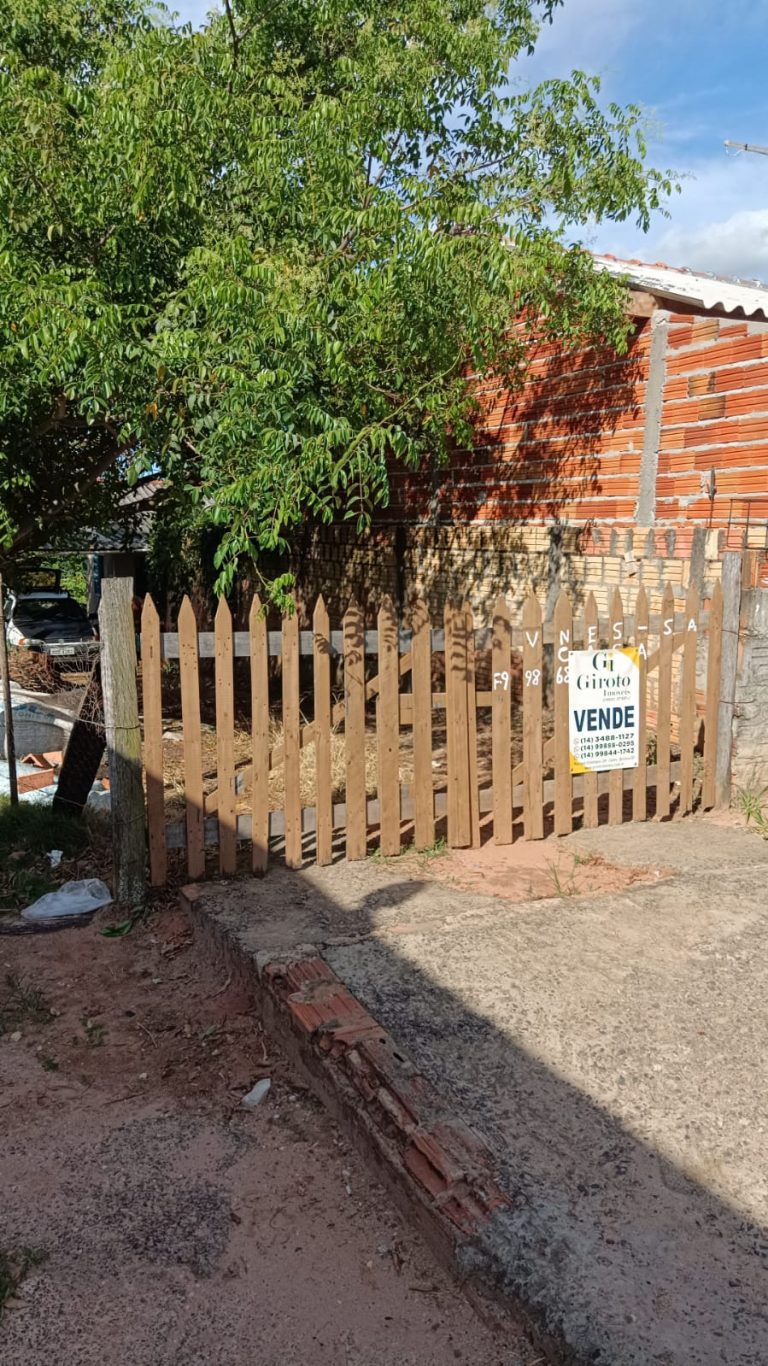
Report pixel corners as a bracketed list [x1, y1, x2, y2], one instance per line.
[0, 1247, 48, 1319]
[418, 836, 448, 860]
[0, 799, 87, 863]
[0, 974, 51, 1036]
[0, 799, 89, 909]
[735, 784, 768, 835]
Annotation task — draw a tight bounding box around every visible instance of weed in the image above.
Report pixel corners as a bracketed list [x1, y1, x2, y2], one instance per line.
[39, 1054, 59, 1072]
[418, 837, 448, 860]
[0, 1246, 48, 1319]
[546, 859, 578, 898]
[4, 866, 54, 907]
[368, 846, 395, 864]
[81, 1016, 106, 1047]
[0, 974, 51, 1036]
[735, 784, 768, 836]
[572, 850, 600, 868]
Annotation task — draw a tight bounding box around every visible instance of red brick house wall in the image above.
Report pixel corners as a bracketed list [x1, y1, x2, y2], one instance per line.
[291, 276, 768, 623]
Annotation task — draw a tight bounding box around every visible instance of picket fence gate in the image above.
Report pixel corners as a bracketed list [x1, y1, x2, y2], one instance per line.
[139, 580, 725, 887]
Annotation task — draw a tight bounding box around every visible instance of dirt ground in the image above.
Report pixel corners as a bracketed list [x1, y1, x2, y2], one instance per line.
[0, 908, 532, 1366]
[396, 835, 668, 903]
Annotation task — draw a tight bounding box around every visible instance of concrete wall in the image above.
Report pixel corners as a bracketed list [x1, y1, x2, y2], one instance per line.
[733, 586, 768, 791]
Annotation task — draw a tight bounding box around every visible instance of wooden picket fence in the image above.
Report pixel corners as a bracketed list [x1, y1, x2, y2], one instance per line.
[139, 580, 725, 886]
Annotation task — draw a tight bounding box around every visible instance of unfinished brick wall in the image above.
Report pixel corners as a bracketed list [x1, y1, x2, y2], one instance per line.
[386, 323, 651, 527]
[658, 315, 768, 533]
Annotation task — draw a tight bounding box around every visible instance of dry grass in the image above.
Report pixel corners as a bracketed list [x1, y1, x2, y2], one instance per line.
[158, 714, 418, 820]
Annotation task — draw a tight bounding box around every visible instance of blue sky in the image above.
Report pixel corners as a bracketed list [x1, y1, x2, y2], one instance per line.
[175, 0, 768, 281]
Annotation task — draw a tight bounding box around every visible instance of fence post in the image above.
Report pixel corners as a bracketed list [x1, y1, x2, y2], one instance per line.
[0, 573, 18, 805]
[99, 573, 146, 905]
[715, 552, 743, 808]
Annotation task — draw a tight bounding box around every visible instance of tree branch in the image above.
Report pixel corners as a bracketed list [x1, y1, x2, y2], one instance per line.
[9, 437, 132, 556]
[222, 0, 241, 68]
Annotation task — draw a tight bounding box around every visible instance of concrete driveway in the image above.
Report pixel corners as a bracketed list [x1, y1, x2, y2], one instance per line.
[194, 815, 768, 1364]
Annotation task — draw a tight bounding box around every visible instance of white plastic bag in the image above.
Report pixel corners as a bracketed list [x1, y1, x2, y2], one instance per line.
[22, 878, 113, 923]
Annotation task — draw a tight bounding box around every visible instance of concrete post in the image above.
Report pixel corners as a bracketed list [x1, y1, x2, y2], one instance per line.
[715, 552, 743, 807]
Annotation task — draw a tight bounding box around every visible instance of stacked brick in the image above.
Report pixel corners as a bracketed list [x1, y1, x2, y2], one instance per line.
[658, 316, 768, 539]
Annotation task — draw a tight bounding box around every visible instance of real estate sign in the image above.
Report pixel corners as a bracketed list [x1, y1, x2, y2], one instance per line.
[568, 648, 640, 774]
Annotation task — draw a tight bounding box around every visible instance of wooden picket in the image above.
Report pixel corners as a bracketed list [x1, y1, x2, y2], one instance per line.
[679, 584, 700, 815]
[140, 595, 166, 886]
[215, 598, 237, 875]
[656, 583, 675, 820]
[581, 592, 599, 830]
[377, 596, 401, 857]
[313, 596, 333, 866]
[491, 595, 513, 845]
[632, 586, 649, 823]
[282, 604, 302, 869]
[522, 593, 544, 840]
[411, 599, 434, 850]
[177, 596, 204, 879]
[344, 600, 367, 861]
[553, 589, 572, 837]
[607, 589, 625, 825]
[249, 597, 270, 874]
[465, 603, 481, 847]
[140, 577, 729, 881]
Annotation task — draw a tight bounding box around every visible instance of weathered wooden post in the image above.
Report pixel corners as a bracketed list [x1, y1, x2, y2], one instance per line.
[0, 573, 18, 805]
[99, 569, 146, 904]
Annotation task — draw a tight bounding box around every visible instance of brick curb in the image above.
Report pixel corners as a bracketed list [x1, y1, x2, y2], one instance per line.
[179, 882, 565, 1361]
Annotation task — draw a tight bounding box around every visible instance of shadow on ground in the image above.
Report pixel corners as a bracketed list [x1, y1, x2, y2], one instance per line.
[200, 816, 768, 1365]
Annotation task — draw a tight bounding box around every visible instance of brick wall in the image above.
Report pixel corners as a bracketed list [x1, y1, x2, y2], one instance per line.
[658, 315, 768, 531]
[381, 311, 768, 537]
[386, 323, 651, 527]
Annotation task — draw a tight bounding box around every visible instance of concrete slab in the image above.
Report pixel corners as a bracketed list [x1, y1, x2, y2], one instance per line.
[193, 816, 768, 1364]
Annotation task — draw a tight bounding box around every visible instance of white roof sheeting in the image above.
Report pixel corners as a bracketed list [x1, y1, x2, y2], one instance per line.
[592, 253, 768, 321]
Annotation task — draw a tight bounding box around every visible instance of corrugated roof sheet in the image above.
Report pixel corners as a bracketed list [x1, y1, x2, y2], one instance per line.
[593, 253, 768, 321]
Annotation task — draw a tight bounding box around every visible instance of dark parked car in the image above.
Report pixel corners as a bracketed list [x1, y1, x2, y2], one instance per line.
[5, 589, 99, 670]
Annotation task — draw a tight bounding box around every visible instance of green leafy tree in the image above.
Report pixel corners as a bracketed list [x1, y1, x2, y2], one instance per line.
[0, 0, 674, 594]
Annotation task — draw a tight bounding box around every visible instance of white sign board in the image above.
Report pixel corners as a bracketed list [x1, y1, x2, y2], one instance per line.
[568, 648, 640, 774]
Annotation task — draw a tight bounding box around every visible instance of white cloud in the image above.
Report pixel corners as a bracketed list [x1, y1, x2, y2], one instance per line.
[656, 209, 768, 282]
[514, 0, 639, 83]
[590, 153, 768, 281]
